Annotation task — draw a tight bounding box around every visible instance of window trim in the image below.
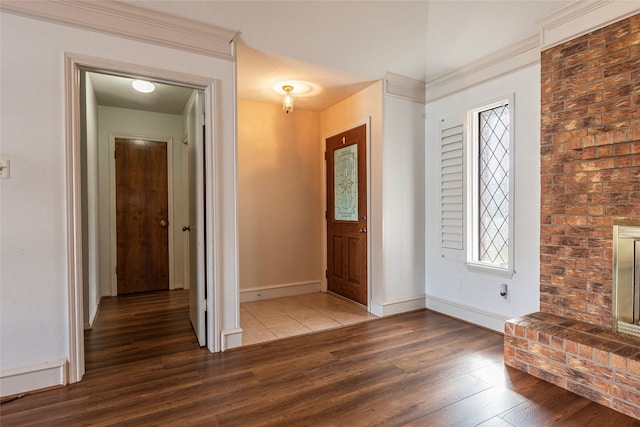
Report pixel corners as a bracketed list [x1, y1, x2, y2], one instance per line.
[465, 95, 515, 278]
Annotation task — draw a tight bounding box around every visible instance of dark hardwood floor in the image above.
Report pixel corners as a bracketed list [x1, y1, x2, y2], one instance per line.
[1, 289, 639, 426]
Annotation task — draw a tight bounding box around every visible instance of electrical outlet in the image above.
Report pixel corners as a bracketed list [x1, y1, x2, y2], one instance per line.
[0, 159, 10, 179]
[500, 283, 509, 302]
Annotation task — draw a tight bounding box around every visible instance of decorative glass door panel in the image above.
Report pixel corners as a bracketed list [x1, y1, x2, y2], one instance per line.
[334, 144, 358, 221]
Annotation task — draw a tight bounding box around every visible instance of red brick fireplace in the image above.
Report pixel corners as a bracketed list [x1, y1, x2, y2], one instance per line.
[504, 13, 640, 420]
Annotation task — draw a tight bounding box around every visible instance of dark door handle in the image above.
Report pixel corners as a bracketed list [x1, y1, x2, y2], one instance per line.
[182, 226, 191, 232]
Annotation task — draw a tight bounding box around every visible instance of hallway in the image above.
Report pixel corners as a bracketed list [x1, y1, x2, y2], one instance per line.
[84, 289, 197, 372]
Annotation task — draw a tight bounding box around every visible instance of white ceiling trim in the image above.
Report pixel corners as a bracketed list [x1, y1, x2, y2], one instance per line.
[538, 0, 640, 50]
[425, 35, 540, 103]
[384, 72, 426, 104]
[0, 0, 238, 60]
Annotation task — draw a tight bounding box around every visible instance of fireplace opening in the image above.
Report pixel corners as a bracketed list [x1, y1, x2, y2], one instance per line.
[613, 222, 640, 338]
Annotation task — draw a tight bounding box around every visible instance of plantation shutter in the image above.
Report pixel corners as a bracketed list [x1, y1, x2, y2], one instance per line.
[441, 117, 464, 255]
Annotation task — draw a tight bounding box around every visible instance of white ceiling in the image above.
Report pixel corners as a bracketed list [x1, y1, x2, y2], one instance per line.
[97, 0, 574, 113]
[87, 72, 194, 114]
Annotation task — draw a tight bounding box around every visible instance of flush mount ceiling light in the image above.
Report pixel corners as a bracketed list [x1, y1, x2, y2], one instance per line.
[274, 81, 312, 114]
[282, 85, 294, 114]
[132, 79, 155, 93]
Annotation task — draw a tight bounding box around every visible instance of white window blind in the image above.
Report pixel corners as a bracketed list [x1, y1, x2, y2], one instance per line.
[441, 117, 464, 253]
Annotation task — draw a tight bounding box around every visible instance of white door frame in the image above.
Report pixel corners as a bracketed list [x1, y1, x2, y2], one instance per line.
[321, 118, 372, 311]
[65, 52, 221, 383]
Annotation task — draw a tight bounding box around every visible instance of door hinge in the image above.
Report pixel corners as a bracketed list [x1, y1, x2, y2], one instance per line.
[200, 113, 205, 126]
[325, 269, 328, 278]
[114, 150, 116, 159]
[203, 300, 207, 312]
[325, 210, 327, 219]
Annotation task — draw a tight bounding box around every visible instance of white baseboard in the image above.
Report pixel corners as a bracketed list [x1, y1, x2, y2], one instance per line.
[370, 294, 426, 317]
[220, 328, 243, 351]
[0, 359, 67, 397]
[239, 280, 322, 303]
[425, 295, 509, 333]
[86, 300, 100, 330]
[171, 282, 185, 290]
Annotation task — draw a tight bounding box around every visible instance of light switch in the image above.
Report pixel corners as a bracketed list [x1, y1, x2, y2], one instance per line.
[0, 159, 10, 179]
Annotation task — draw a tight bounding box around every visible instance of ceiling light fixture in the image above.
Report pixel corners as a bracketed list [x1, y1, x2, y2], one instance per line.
[132, 79, 155, 93]
[282, 85, 294, 114]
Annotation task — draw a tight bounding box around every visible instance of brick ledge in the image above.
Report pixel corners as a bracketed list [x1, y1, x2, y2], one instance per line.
[504, 312, 640, 420]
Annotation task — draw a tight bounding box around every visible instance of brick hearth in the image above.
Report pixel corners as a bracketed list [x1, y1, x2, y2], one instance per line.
[505, 313, 640, 419]
[504, 13, 640, 420]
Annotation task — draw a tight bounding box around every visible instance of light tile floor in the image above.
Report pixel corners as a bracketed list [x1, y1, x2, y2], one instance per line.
[240, 292, 378, 346]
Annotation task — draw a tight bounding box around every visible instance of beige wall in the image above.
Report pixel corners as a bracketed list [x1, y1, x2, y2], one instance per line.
[238, 99, 322, 290]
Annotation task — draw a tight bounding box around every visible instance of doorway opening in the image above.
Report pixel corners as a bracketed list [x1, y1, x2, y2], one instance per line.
[75, 64, 210, 380]
[235, 97, 374, 346]
[237, 116, 375, 344]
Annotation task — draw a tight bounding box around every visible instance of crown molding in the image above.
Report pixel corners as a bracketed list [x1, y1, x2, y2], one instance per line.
[384, 72, 426, 104]
[538, 0, 640, 50]
[0, 0, 238, 60]
[425, 35, 539, 103]
[423, 1, 639, 102]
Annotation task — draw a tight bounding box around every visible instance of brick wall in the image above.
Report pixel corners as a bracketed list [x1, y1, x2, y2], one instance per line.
[540, 13, 640, 329]
[506, 13, 640, 420]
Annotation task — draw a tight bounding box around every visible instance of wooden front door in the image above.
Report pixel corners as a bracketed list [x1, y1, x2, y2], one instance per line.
[326, 124, 367, 305]
[115, 138, 170, 294]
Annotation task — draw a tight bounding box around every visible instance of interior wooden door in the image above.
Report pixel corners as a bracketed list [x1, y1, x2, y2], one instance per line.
[326, 124, 367, 305]
[115, 137, 170, 294]
[185, 92, 207, 347]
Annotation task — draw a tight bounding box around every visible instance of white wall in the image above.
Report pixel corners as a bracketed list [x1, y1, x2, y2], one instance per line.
[84, 73, 100, 327]
[97, 106, 185, 297]
[380, 94, 426, 313]
[321, 82, 427, 316]
[0, 11, 237, 394]
[424, 64, 541, 332]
